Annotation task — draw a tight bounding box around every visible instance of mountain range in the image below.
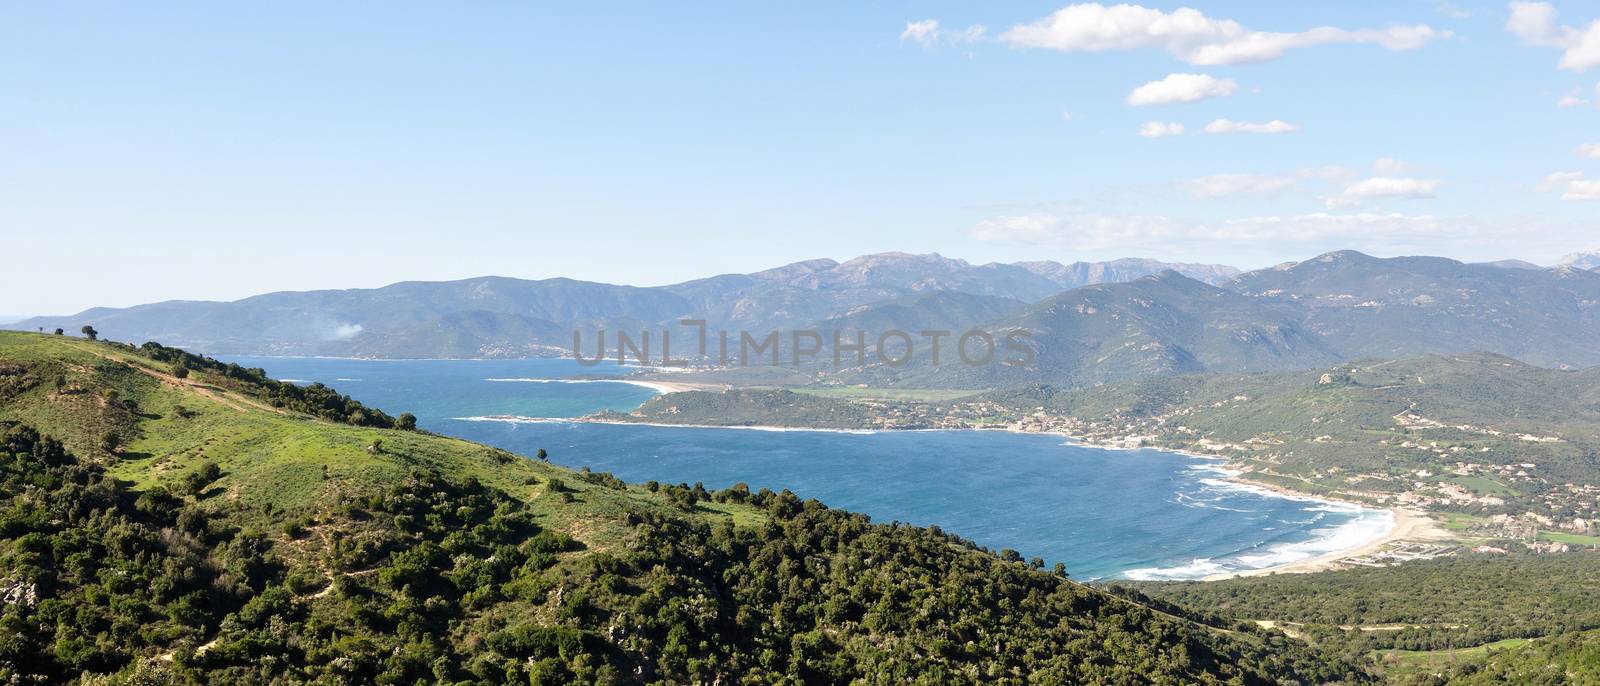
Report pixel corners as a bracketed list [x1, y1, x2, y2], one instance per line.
[13, 249, 1600, 391]
[8, 254, 1237, 358]
[830, 250, 1600, 388]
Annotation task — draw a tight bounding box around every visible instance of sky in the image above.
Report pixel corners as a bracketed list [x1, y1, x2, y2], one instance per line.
[3, 1, 1600, 315]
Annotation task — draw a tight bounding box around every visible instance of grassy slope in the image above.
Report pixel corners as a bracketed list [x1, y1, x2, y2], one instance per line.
[0, 331, 752, 552]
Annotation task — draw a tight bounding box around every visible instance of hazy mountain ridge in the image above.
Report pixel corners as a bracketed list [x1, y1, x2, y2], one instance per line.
[829, 252, 1600, 389]
[10, 253, 1236, 358]
[838, 270, 1340, 389]
[1229, 251, 1600, 368]
[16, 249, 1600, 385]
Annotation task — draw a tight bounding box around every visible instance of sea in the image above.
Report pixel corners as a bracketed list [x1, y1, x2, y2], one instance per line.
[220, 355, 1394, 581]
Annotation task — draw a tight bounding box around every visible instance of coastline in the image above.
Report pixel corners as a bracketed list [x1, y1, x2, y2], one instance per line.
[490, 413, 1445, 579]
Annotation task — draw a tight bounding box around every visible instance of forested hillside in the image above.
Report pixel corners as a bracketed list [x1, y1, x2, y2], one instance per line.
[975, 352, 1600, 518]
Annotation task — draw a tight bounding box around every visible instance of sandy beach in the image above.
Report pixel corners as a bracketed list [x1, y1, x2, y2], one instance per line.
[622, 379, 727, 394]
[1203, 506, 1452, 580]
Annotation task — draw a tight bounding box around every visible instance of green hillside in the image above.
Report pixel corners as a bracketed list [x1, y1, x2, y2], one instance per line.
[0, 331, 1367, 685]
[976, 353, 1600, 518]
[1120, 552, 1600, 683]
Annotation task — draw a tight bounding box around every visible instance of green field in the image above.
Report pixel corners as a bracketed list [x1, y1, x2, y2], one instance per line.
[1540, 531, 1600, 546]
[1439, 474, 1520, 497]
[1438, 512, 1486, 531]
[1376, 638, 1532, 672]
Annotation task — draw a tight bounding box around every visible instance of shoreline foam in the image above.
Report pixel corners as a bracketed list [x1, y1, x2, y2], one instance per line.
[484, 377, 719, 394]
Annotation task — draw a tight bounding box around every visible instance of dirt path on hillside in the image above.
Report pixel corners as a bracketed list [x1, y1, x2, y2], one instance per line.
[92, 350, 291, 416]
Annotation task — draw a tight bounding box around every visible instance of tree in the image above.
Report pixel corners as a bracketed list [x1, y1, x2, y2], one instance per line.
[537, 448, 549, 461]
[99, 431, 121, 453]
[397, 412, 417, 430]
[172, 362, 190, 379]
[80, 325, 98, 340]
[53, 328, 64, 335]
[185, 462, 223, 495]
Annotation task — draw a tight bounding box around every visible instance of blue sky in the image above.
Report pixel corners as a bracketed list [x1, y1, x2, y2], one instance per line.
[3, 1, 1599, 315]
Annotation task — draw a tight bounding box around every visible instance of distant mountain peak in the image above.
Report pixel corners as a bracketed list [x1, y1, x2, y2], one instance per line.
[1477, 259, 1545, 270]
[1313, 250, 1377, 264]
[750, 258, 840, 281]
[1556, 249, 1600, 270]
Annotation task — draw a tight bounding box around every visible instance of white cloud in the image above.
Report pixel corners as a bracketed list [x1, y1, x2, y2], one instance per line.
[1138, 121, 1185, 137]
[1558, 84, 1595, 107]
[1182, 173, 1300, 197]
[900, 19, 987, 48]
[1538, 170, 1600, 199]
[999, 3, 1448, 65]
[1204, 118, 1299, 134]
[1327, 177, 1441, 208]
[1577, 143, 1600, 159]
[1181, 166, 1353, 198]
[901, 20, 941, 47]
[1506, 2, 1600, 72]
[1126, 73, 1237, 105]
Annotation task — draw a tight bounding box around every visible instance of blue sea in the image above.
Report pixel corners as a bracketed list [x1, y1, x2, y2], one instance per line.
[221, 356, 1393, 581]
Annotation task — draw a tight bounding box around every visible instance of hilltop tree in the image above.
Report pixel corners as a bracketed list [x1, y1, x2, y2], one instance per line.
[53, 328, 64, 335]
[80, 325, 97, 340]
[172, 362, 190, 379]
[537, 448, 549, 461]
[397, 412, 417, 430]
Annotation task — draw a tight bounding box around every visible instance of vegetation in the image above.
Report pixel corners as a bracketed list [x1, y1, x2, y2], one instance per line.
[792, 386, 978, 402]
[1393, 630, 1600, 685]
[0, 331, 1371, 684]
[132, 341, 404, 429]
[601, 388, 887, 429]
[1122, 552, 1600, 680]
